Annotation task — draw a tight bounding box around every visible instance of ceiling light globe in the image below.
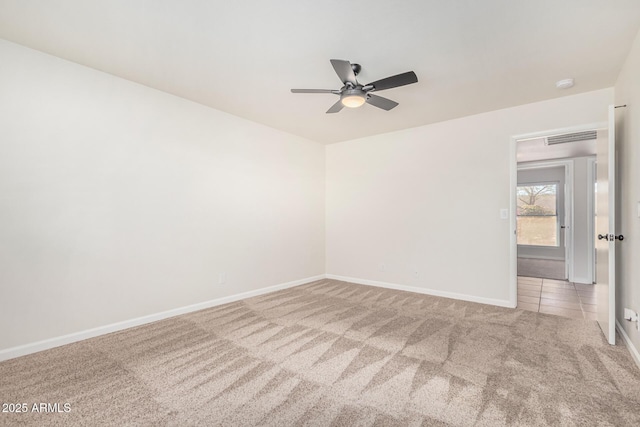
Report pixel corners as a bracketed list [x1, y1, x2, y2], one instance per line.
[555, 78, 574, 89]
[341, 94, 366, 108]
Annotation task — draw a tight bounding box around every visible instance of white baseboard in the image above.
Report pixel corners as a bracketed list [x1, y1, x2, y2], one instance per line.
[325, 274, 514, 308]
[0, 274, 326, 362]
[616, 319, 640, 370]
[517, 255, 565, 261]
[570, 276, 594, 285]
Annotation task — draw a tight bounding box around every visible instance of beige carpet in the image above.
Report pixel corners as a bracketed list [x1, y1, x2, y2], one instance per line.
[1, 279, 639, 426]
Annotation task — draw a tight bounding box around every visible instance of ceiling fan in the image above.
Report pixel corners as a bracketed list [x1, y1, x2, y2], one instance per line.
[291, 59, 418, 114]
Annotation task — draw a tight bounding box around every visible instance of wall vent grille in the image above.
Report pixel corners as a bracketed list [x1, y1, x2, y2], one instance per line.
[545, 130, 597, 145]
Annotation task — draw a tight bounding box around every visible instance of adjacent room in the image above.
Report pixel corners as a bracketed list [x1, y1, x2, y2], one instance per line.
[515, 132, 599, 319]
[2, 1, 640, 425]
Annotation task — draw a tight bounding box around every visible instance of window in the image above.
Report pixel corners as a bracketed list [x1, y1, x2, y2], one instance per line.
[517, 183, 559, 246]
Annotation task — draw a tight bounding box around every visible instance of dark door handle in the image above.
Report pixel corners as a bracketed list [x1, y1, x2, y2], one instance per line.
[598, 234, 624, 241]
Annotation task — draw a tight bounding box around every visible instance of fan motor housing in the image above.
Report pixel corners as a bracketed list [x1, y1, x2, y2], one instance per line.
[341, 88, 365, 98]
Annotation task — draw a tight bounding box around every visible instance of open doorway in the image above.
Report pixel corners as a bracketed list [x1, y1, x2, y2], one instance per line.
[512, 128, 599, 319]
[517, 161, 570, 281]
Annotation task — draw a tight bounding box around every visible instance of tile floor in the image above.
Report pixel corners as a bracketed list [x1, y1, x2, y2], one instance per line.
[517, 276, 598, 320]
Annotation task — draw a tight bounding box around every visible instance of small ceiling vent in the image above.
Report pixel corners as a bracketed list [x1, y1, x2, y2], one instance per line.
[545, 130, 597, 145]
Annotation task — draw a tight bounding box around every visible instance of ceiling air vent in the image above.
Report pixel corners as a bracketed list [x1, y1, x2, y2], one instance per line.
[545, 130, 597, 145]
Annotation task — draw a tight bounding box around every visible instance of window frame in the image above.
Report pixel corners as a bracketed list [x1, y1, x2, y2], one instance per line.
[516, 181, 560, 248]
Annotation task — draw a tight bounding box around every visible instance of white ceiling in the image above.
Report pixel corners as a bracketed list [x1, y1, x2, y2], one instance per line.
[1, 1, 639, 144]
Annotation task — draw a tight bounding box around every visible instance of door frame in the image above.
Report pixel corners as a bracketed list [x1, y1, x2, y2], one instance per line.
[587, 156, 597, 284]
[509, 122, 607, 308]
[517, 160, 573, 280]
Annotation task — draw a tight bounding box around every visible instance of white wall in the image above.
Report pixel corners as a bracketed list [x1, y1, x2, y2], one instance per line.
[326, 89, 612, 305]
[615, 28, 640, 356]
[572, 157, 595, 284]
[0, 40, 325, 352]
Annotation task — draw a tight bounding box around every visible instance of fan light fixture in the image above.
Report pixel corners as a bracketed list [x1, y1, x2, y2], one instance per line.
[291, 59, 418, 114]
[341, 91, 366, 108]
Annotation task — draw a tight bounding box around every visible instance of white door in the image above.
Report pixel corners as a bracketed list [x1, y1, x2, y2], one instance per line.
[595, 106, 617, 345]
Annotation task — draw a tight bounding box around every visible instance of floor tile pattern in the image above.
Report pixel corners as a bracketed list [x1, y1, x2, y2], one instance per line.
[517, 276, 597, 320]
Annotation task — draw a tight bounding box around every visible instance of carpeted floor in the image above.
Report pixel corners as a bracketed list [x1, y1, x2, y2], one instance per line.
[1, 279, 639, 426]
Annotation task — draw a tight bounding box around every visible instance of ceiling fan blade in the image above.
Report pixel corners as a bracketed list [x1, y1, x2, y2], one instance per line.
[330, 59, 358, 85]
[291, 89, 336, 93]
[366, 94, 399, 111]
[367, 71, 418, 91]
[326, 99, 344, 114]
